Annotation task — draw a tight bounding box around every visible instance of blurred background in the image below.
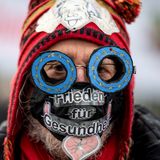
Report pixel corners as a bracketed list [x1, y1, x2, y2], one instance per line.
[0, 0, 160, 121]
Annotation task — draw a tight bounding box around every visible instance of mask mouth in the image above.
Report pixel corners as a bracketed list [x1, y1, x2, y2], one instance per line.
[42, 98, 112, 140]
[41, 83, 112, 140]
[46, 82, 112, 119]
[30, 82, 124, 141]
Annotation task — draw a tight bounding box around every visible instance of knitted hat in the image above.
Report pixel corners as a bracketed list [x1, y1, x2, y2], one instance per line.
[4, 0, 141, 159]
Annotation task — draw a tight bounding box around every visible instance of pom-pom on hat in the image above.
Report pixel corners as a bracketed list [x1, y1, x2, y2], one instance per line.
[4, 0, 141, 160]
[112, 0, 141, 23]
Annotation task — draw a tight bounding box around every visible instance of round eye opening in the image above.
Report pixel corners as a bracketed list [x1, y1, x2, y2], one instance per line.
[31, 51, 77, 94]
[42, 60, 67, 86]
[98, 56, 125, 83]
[88, 46, 134, 93]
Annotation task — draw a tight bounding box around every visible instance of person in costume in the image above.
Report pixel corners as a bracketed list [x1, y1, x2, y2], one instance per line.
[0, 0, 160, 160]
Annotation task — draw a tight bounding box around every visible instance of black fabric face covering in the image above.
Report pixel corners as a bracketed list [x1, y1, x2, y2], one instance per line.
[30, 82, 124, 140]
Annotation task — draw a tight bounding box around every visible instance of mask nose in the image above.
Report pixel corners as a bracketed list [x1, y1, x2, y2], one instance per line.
[76, 65, 89, 83]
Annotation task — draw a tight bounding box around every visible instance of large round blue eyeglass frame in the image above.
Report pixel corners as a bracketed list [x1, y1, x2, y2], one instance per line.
[31, 46, 134, 94]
